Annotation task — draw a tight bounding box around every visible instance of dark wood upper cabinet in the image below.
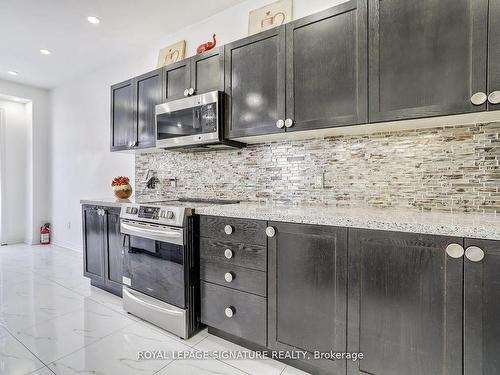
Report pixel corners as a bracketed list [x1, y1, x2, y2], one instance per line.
[163, 59, 190, 102]
[488, 0, 500, 110]
[190, 46, 224, 95]
[285, 0, 367, 132]
[83, 206, 105, 283]
[268, 222, 348, 375]
[464, 239, 500, 375]
[368, 0, 488, 122]
[348, 229, 463, 375]
[110, 70, 162, 152]
[135, 69, 162, 149]
[225, 27, 286, 138]
[110, 80, 135, 151]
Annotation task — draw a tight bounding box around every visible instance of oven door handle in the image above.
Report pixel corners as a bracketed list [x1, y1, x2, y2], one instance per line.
[121, 221, 184, 245]
[123, 287, 184, 317]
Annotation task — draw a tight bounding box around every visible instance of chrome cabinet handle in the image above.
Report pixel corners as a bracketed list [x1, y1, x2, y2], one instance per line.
[266, 226, 276, 237]
[183, 89, 189, 97]
[488, 91, 500, 104]
[276, 119, 285, 129]
[188, 87, 195, 96]
[224, 225, 233, 235]
[471, 92, 487, 105]
[224, 249, 233, 259]
[225, 306, 235, 318]
[446, 243, 464, 258]
[284, 118, 294, 128]
[224, 272, 234, 282]
[465, 246, 485, 262]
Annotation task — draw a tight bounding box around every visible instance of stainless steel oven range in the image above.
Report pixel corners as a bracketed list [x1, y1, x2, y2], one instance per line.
[120, 201, 200, 339]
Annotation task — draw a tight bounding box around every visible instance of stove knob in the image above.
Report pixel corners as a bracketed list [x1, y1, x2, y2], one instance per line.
[166, 211, 174, 219]
[131, 207, 138, 214]
[126, 207, 132, 214]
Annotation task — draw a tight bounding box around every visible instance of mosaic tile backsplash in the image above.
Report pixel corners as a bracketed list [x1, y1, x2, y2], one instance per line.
[136, 122, 500, 214]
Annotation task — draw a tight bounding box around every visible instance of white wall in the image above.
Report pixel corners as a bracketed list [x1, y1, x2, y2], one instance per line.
[0, 100, 29, 243]
[49, 0, 340, 251]
[0, 80, 50, 244]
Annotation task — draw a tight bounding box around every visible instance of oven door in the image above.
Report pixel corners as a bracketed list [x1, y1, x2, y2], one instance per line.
[155, 90, 222, 149]
[121, 220, 186, 309]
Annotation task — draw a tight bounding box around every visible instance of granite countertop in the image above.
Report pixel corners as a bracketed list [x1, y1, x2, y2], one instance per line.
[195, 202, 500, 241]
[80, 198, 500, 240]
[80, 198, 134, 208]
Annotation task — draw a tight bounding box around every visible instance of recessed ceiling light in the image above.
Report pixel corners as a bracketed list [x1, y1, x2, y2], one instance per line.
[40, 49, 51, 55]
[87, 16, 100, 24]
[7, 71, 18, 76]
[13, 97, 22, 102]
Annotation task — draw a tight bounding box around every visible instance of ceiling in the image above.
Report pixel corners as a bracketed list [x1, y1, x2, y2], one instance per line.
[0, 0, 245, 89]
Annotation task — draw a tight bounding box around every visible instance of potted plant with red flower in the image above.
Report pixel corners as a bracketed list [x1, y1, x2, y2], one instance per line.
[112, 176, 133, 199]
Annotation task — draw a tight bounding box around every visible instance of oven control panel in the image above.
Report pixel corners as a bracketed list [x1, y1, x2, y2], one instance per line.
[138, 206, 160, 219]
[120, 203, 188, 227]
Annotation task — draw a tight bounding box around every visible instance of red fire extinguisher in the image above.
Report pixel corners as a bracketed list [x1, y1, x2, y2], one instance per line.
[40, 223, 50, 245]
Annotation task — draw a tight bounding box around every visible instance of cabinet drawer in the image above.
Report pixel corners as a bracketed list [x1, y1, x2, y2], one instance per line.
[199, 215, 267, 245]
[201, 281, 267, 346]
[200, 237, 266, 271]
[201, 260, 266, 297]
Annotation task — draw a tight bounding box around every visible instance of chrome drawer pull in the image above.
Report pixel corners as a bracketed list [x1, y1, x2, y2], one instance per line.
[445, 243, 464, 258]
[266, 226, 276, 237]
[465, 246, 485, 262]
[224, 272, 234, 282]
[224, 225, 233, 235]
[225, 306, 235, 318]
[224, 249, 233, 259]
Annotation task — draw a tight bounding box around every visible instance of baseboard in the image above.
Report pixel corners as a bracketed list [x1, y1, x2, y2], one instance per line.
[51, 239, 82, 253]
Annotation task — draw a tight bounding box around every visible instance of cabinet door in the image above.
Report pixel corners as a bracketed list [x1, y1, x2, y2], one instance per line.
[135, 69, 162, 149]
[190, 47, 224, 95]
[464, 239, 500, 375]
[225, 27, 286, 138]
[268, 222, 348, 375]
[163, 59, 191, 102]
[82, 206, 105, 283]
[286, 0, 367, 132]
[368, 0, 488, 122]
[488, 0, 500, 110]
[348, 229, 463, 375]
[110, 80, 135, 151]
[104, 208, 123, 296]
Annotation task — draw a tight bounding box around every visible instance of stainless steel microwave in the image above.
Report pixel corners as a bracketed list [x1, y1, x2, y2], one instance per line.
[155, 91, 243, 150]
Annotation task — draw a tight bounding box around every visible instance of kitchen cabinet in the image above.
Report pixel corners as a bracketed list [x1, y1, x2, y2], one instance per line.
[110, 79, 135, 151]
[110, 69, 162, 151]
[488, 0, 500, 110]
[135, 69, 162, 149]
[464, 239, 500, 375]
[368, 0, 488, 122]
[268, 222, 348, 375]
[82, 205, 123, 296]
[163, 46, 224, 101]
[347, 229, 463, 375]
[225, 27, 286, 138]
[285, 0, 367, 132]
[199, 215, 268, 347]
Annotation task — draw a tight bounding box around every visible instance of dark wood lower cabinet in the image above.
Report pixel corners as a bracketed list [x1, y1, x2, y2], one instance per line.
[347, 229, 463, 375]
[82, 205, 123, 296]
[268, 222, 348, 375]
[464, 239, 500, 375]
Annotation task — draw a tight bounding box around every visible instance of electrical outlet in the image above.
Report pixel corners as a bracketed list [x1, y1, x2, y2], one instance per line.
[315, 173, 324, 189]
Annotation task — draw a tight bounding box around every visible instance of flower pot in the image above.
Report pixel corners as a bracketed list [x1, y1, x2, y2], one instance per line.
[113, 183, 133, 200]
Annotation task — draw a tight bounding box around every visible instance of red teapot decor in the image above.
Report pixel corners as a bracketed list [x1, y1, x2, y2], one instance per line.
[197, 34, 217, 54]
